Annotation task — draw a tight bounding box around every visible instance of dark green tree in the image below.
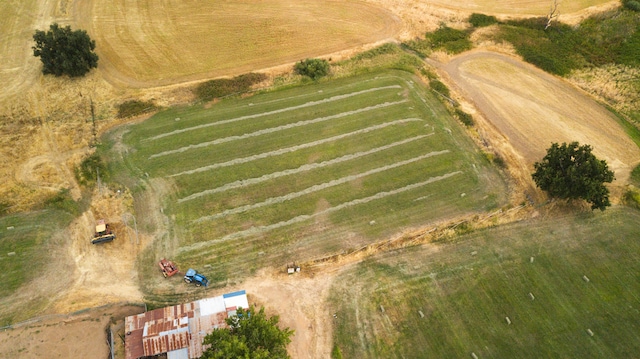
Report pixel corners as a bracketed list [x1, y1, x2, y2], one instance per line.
[32, 23, 98, 77]
[200, 306, 293, 359]
[294, 58, 330, 80]
[532, 142, 615, 210]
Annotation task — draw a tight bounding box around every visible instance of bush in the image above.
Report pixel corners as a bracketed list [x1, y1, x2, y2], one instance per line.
[623, 0, 640, 11]
[194, 72, 267, 102]
[75, 153, 108, 186]
[294, 58, 331, 80]
[426, 26, 473, 54]
[116, 100, 159, 118]
[455, 108, 474, 127]
[429, 80, 450, 97]
[469, 13, 499, 27]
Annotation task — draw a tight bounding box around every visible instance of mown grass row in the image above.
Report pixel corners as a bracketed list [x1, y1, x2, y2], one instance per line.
[330, 207, 640, 358]
[118, 70, 507, 286]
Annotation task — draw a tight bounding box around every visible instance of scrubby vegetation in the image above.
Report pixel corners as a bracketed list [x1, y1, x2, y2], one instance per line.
[75, 152, 108, 187]
[194, 72, 267, 102]
[468, 13, 499, 27]
[294, 58, 331, 80]
[426, 25, 473, 54]
[498, 10, 640, 75]
[116, 100, 160, 118]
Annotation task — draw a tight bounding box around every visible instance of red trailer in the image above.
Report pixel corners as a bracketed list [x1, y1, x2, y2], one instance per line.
[159, 258, 179, 277]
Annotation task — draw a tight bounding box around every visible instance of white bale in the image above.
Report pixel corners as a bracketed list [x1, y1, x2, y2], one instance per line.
[587, 329, 594, 336]
[418, 310, 425, 318]
[471, 352, 479, 359]
[583, 275, 590, 282]
[505, 316, 511, 325]
[529, 292, 535, 300]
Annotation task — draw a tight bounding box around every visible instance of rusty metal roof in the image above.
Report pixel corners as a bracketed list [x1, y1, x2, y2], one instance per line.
[124, 291, 248, 359]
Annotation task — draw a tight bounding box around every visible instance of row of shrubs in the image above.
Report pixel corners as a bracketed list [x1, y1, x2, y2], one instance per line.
[194, 72, 268, 102]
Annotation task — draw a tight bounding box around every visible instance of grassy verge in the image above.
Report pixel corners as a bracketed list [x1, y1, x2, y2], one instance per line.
[329, 207, 640, 358]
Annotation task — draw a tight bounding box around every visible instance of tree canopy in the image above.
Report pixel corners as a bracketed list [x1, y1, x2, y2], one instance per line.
[32, 23, 98, 77]
[200, 306, 293, 359]
[532, 142, 615, 210]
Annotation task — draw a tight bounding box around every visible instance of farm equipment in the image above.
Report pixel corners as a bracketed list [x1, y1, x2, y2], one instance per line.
[91, 219, 115, 244]
[158, 259, 179, 278]
[184, 268, 209, 287]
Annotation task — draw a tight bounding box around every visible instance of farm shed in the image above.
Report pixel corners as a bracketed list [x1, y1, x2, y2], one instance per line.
[124, 290, 249, 359]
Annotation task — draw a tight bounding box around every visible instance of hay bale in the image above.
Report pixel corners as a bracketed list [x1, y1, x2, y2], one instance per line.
[583, 275, 590, 282]
[471, 352, 479, 359]
[418, 310, 425, 318]
[505, 316, 511, 325]
[587, 329, 594, 336]
[529, 292, 535, 300]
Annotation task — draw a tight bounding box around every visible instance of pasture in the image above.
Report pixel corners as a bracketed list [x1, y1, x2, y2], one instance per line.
[0, 210, 74, 325]
[329, 207, 640, 358]
[117, 70, 507, 286]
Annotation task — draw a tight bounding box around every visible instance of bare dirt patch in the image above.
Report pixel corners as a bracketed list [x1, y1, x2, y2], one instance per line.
[0, 304, 144, 359]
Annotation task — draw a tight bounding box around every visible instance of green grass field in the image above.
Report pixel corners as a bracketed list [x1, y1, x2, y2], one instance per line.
[329, 207, 640, 358]
[0, 210, 74, 325]
[116, 70, 507, 286]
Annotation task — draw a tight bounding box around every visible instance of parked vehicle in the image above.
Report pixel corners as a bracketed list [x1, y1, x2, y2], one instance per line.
[158, 259, 179, 277]
[184, 268, 209, 287]
[91, 219, 115, 244]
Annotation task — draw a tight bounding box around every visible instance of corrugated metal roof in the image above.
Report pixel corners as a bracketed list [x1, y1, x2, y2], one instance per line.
[143, 328, 190, 356]
[124, 291, 249, 359]
[188, 311, 228, 359]
[168, 348, 190, 359]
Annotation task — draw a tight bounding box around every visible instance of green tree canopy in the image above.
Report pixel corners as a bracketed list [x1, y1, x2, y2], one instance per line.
[200, 306, 293, 359]
[532, 142, 615, 210]
[32, 23, 98, 77]
[294, 58, 330, 80]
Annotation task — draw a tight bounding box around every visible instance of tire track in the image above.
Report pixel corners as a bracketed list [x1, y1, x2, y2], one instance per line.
[145, 85, 403, 141]
[178, 134, 434, 203]
[148, 100, 408, 159]
[180, 171, 462, 252]
[167, 118, 425, 178]
[193, 150, 450, 223]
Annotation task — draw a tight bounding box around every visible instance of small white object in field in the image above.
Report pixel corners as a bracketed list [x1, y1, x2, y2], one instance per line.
[7, 226, 14, 230]
[505, 317, 511, 325]
[530, 256, 534, 263]
[529, 292, 535, 300]
[471, 251, 477, 256]
[7, 252, 16, 256]
[471, 353, 479, 359]
[583, 275, 590, 282]
[587, 329, 594, 336]
[418, 310, 424, 318]
[461, 193, 466, 197]
[380, 305, 385, 313]
[175, 117, 180, 121]
[369, 220, 376, 225]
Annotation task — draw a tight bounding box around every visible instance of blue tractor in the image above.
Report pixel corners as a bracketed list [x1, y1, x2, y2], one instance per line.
[184, 268, 209, 287]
